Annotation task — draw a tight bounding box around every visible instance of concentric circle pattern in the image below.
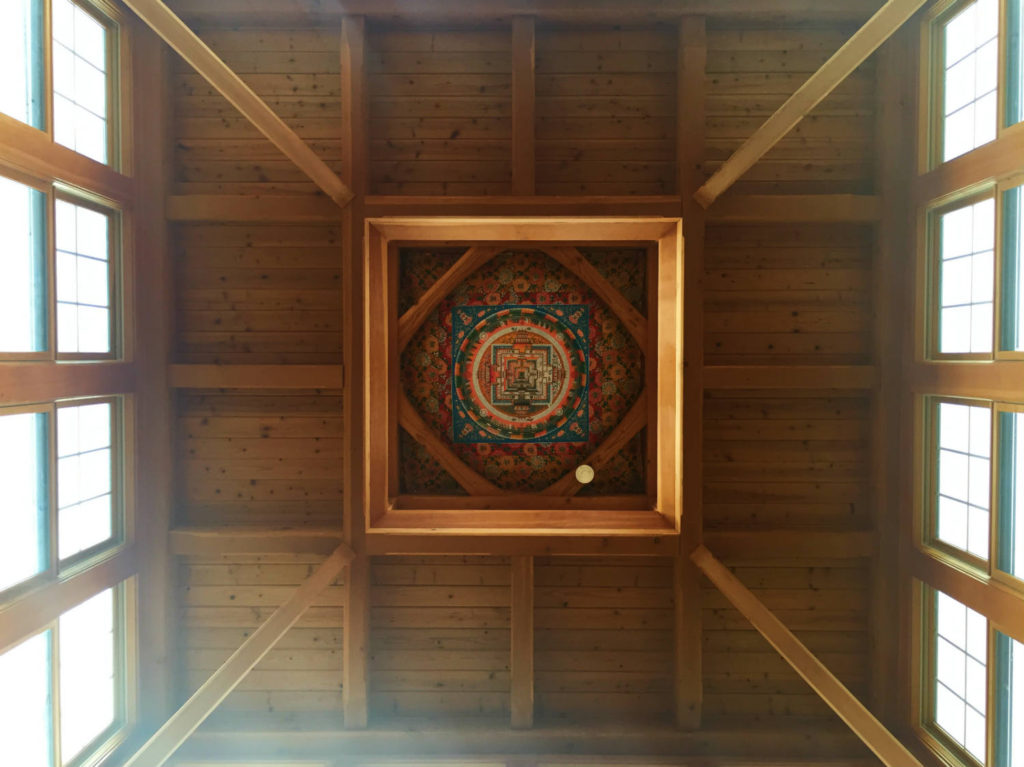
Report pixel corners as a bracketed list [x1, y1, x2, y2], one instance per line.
[452, 305, 589, 443]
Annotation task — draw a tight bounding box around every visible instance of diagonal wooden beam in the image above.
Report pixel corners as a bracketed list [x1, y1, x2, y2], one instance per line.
[398, 392, 505, 496]
[542, 389, 647, 496]
[693, 0, 928, 208]
[123, 543, 353, 767]
[120, 0, 353, 208]
[691, 545, 925, 767]
[397, 246, 504, 350]
[544, 246, 648, 347]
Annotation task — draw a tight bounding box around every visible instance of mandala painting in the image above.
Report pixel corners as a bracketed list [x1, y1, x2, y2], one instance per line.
[451, 304, 589, 444]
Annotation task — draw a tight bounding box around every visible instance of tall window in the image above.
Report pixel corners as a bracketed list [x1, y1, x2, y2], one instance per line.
[995, 631, 1024, 767]
[997, 408, 1024, 581]
[934, 197, 995, 355]
[0, 0, 117, 167]
[0, 586, 127, 767]
[939, 0, 999, 162]
[0, 175, 47, 354]
[55, 198, 113, 355]
[1008, 0, 1024, 126]
[52, 0, 109, 164]
[934, 400, 993, 560]
[1002, 182, 1024, 353]
[0, 397, 123, 599]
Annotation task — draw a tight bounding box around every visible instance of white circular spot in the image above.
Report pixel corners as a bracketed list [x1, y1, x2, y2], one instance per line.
[575, 464, 595, 484]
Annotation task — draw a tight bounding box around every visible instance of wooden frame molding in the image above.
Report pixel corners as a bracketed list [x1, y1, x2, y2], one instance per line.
[120, 0, 354, 207]
[694, 0, 929, 207]
[692, 545, 925, 767]
[123, 544, 353, 767]
[362, 217, 682, 535]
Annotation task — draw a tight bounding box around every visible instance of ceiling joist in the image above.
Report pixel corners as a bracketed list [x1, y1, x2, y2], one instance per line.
[694, 0, 928, 208]
[122, 0, 354, 208]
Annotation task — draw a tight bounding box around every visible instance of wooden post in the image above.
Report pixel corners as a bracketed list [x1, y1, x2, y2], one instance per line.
[341, 14, 371, 731]
[510, 556, 535, 728]
[675, 14, 706, 731]
[692, 545, 925, 767]
[512, 16, 536, 195]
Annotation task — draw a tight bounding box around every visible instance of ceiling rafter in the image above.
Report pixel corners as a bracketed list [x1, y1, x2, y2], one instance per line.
[123, 543, 353, 767]
[122, 0, 354, 208]
[694, 0, 928, 208]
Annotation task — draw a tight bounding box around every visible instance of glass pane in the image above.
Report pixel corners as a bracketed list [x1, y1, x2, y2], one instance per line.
[998, 411, 1024, 580]
[0, 410, 49, 593]
[0, 176, 47, 353]
[937, 402, 992, 560]
[932, 589, 988, 763]
[1007, 0, 1023, 126]
[55, 200, 112, 355]
[938, 199, 995, 354]
[995, 631, 1024, 767]
[942, 0, 1000, 161]
[52, 0, 109, 164]
[0, 0, 44, 129]
[1002, 185, 1024, 351]
[0, 631, 53, 767]
[57, 402, 114, 561]
[58, 588, 116, 764]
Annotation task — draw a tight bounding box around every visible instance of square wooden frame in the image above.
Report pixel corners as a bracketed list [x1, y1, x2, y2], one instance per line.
[363, 217, 683, 536]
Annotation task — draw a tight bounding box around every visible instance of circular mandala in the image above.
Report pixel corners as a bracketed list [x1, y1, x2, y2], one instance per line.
[452, 305, 588, 443]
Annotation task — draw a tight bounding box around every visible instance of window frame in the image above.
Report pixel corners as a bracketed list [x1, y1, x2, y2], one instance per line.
[995, 173, 1024, 359]
[0, 395, 131, 608]
[926, 188, 998, 360]
[992, 401, 1024, 590]
[922, 0, 1020, 172]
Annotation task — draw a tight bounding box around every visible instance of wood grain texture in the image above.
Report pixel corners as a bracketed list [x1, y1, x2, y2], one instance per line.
[125, 0, 353, 206]
[510, 556, 535, 728]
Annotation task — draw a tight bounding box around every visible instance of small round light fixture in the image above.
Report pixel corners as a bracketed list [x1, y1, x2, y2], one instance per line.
[575, 464, 595, 484]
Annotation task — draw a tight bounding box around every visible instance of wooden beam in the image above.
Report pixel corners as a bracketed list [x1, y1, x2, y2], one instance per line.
[0, 114, 133, 202]
[512, 17, 536, 195]
[543, 390, 648, 497]
[397, 246, 503, 350]
[123, 544, 352, 767]
[544, 247, 648, 347]
[914, 123, 1024, 205]
[120, 0, 353, 207]
[372, 508, 672, 533]
[165, 194, 340, 222]
[343, 554, 370, 729]
[168, 364, 343, 390]
[366, 533, 679, 557]
[394, 494, 651, 510]
[169, 527, 343, 556]
[704, 365, 877, 390]
[365, 195, 683, 218]
[0, 548, 138, 654]
[399, 393, 505, 496]
[510, 556, 535, 729]
[694, 0, 928, 207]
[0, 362, 135, 406]
[676, 14, 707, 731]
[708, 194, 882, 223]
[908, 361, 1024, 401]
[912, 550, 1024, 645]
[692, 545, 925, 767]
[372, 217, 678, 244]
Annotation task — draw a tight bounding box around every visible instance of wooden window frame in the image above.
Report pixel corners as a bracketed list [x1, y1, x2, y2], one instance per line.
[920, 0, 1017, 173]
[992, 401, 1024, 591]
[362, 217, 682, 536]
[923, 187, 998, 361]
[0, 394, 132, 608]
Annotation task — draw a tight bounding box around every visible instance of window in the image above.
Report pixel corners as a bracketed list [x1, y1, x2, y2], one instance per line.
[934, 400, 993, 560]
[929, 588, 989, 762]
[995, 631, 1024, 767]
[0, 408, 50, 594]
[0, 175, 48, 354]
[0, 0, 44, 130]
[55, 197, 113, 355]
[1009, 0, 1023, 126]
[933, 196, 995, 355]
[0, 586, 127, 767]
[938, 0, 999, 162]
[1002, 182, 1024, 353]
[0, 397, 123, 600]
[0, 0, 117, 166]
[997, 408, 1024, 581]
[52, 0, 110, 164]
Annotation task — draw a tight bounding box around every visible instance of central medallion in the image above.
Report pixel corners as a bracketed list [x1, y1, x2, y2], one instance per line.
[451, 304, 589, 443]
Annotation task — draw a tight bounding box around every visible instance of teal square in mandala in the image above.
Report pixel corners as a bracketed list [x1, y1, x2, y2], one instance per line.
[451, 304, 589, 444]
